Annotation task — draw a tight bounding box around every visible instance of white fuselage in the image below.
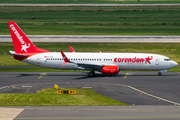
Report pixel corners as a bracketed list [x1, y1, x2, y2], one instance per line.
[23, 52, 178, 72]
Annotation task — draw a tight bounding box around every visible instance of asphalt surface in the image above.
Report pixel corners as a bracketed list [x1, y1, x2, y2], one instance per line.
[0, 71, 180, 119]
[0, 72, 180, 105]
[1, 35, 180, 42]
[11, 106, 180, 120]
[1, 4, 180, 6]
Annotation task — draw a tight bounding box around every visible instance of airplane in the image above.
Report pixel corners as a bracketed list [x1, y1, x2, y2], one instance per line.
[7, 21, 178, 77]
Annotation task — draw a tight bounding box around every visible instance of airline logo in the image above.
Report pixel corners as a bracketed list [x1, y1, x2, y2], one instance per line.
[10, 24, 30, 52]
[21, 43, 30, 52]
[114, 56, 153, 64]
[145, 56, 153, 64]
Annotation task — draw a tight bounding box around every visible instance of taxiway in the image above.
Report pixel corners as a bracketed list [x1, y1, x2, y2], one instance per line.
[1, 72, 180, 120]
[0, 72, 180, 105]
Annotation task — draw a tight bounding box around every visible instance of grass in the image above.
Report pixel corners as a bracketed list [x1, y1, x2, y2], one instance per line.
[168, 67, 180, 72]
[0, 6, 180, 35]
[0, 88, 128, 106]
[0, 0, 180, 4]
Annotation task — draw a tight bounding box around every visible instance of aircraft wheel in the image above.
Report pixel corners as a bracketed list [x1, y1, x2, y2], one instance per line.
[158, 72, 162, 76]
[89, 71, 95, 77]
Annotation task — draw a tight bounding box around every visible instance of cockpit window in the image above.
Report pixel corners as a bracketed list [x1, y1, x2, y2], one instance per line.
[164, 59, 171, 61]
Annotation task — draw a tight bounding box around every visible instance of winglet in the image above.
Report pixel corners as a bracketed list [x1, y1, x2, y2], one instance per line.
[60, 51, 71, 67]
[69, 46, 75, 53]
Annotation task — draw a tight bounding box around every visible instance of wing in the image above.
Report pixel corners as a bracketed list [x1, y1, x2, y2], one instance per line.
[60, 51, 115, 70]
[75, 62, 102, 70]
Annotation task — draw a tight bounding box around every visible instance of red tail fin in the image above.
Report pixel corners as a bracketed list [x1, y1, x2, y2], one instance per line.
[8, 21, 50, 54]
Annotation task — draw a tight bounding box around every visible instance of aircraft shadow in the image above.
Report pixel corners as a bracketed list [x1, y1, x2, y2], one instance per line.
[17, 72, 179, 78]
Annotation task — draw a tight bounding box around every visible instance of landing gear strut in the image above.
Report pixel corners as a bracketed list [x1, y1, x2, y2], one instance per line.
[158, 72, 162, 76]
[89, 71, 95, 77]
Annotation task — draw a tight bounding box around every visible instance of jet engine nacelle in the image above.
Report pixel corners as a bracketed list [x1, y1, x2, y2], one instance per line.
[102, 66, 119, 74]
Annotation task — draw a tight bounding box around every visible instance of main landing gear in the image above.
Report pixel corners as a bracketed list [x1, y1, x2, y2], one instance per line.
[158, 72, 162, 76]
[89, 71, 95, 77]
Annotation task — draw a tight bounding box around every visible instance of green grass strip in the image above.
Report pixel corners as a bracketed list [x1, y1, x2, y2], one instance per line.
[0, 0, 180, 4]
[0, 88, 128, 106]
[0, 6, 180, 35]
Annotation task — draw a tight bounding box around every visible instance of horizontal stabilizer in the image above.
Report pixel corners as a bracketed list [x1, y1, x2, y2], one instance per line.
[5, 51, 27, 57]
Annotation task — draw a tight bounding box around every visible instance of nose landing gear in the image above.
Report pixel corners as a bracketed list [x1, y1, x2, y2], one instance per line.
[158, 70, 167, 76]
[158, 72, 162, 76]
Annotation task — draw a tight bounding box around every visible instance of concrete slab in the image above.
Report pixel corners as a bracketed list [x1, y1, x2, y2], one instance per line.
[0, 107, 24, 120]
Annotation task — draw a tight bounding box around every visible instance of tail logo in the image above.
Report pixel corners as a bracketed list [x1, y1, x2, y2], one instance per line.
[10, 24, 30, 53]
[21, 43, 30, 52]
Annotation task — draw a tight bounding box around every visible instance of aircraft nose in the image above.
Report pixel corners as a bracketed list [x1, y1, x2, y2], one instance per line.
[171, 61, 178, 67]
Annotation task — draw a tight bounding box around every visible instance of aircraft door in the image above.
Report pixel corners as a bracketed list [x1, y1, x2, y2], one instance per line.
[37, 55, 41, 65]
[155, 57, 159, 65]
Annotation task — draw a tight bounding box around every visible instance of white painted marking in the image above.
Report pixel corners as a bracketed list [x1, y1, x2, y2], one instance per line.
[82, 87, 92, 89]
[127, 85, 180, 106]
[107, 83, 180, 106]
[22, 86, 32, 88]
[0, 86, 9, 89]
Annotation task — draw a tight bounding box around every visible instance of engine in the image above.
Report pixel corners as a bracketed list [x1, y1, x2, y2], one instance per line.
[102, 66, 119, 74]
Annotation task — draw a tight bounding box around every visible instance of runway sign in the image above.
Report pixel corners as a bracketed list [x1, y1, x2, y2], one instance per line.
[69, 90, 76, 94]
[54, 84, 59, 90]
[57, 90, 76, 94]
